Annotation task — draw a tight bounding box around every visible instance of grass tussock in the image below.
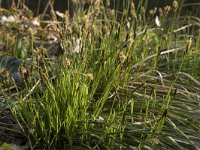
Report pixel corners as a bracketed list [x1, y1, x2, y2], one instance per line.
[0, 0, 200, 149]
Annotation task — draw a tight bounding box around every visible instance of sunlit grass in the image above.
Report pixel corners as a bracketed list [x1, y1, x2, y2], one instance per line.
[0, 0, 200, 149]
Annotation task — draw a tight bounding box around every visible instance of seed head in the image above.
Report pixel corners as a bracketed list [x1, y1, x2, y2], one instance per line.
[39, 68, 49, 83]
[173, 0, 179, 13]
[130, 2, 137, 19]
[86, 73, 93, 80]
[185, 38, 192, 54]
[63, 58, 71, 69]
[2, 68, 9, 84]
[19, 65, 26, 81]
[164, 5, 171, 15]
[105, 0, 110, 7]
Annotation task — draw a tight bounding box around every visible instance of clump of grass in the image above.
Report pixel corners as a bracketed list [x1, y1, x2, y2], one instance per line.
[0, 0, 200, 149]
[15, 69, 89, 148]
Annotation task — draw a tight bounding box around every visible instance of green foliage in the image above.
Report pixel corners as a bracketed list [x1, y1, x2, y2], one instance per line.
[0, 0, 200, 149]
